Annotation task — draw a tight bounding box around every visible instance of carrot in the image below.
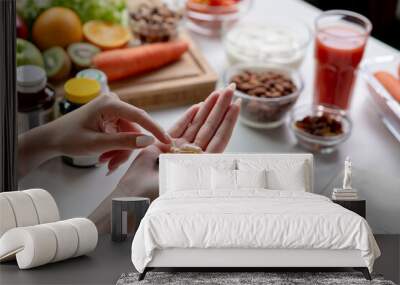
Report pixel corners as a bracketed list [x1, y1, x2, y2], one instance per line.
[92, 41, 189, 81]
[374, 71, 400, 103]
[398, 63, 400, 79]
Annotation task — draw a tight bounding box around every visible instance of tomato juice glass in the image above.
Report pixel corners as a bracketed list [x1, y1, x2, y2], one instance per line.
[314, 10, 372, 110]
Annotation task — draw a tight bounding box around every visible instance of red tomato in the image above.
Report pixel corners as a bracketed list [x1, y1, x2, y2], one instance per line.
[16, 15, 29, 39]
[190, 0, 238, 6]
[208, 0, 237, 6]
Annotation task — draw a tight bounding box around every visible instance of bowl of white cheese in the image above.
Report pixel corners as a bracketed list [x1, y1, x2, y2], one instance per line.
[223, 18, 312, 69]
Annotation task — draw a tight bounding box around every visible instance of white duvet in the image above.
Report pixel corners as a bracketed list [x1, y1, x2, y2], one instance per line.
[131, 190, 380, 273]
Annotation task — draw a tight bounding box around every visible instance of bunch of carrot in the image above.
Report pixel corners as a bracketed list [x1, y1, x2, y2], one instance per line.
[374, 65, 400, 103]
[93, 40, 189, 81]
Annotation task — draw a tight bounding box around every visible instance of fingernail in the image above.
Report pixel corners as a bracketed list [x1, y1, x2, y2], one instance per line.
[228, 82, 236, 91]
[103, 121, 118, 134]
[164, 133, 172, 143]
[136, 135, 155, 147]
[234, 98, 242, 105]
[106, 168, 117, 176]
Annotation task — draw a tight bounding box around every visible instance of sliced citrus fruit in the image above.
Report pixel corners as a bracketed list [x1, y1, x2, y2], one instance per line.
[83, 20, 132, 50]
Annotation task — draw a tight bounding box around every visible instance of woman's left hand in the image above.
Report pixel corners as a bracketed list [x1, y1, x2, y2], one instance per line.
[90, 84, 241, 232]
[100, 83, 240, 173]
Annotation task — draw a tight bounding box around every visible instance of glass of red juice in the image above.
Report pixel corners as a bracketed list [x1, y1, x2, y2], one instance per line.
[314, 10, 372, 110]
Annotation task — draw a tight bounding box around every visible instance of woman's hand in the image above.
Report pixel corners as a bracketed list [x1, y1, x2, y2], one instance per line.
[18, 93, 171, 177]
[100, 83, 240, 172]
[90, 84, 241, 232]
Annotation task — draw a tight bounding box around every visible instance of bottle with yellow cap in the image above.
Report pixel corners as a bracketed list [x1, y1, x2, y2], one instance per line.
[60, 77, 101, 168]
[60, 77, 101, 114]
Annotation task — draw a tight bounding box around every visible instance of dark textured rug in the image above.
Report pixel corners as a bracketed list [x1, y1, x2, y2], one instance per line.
[116, 272, 396, 285]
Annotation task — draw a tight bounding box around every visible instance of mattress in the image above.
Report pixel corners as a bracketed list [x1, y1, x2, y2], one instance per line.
[131, 190, 380, 273]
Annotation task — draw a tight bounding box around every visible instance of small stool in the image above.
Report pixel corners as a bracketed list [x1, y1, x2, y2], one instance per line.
[111, 197, 150, 242]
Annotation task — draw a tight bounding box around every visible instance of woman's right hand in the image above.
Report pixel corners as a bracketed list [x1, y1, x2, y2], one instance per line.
[18, 92, 171, 178]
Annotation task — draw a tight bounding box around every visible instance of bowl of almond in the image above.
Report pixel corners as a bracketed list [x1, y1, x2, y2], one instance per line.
[224, 63, 303, 128]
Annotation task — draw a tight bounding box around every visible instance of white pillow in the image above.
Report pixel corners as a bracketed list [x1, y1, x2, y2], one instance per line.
[267, 168, 306, 191]
[167, 162, 212, 191]
[211, 169, 268, 191]
[236, 169, 267, 189]
[212, 168, 236, 190]
[237, 159, 309, 191]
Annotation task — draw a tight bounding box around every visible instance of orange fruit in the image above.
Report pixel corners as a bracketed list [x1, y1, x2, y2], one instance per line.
[32, 7, 83, 50]
[83, 20, 132, 50]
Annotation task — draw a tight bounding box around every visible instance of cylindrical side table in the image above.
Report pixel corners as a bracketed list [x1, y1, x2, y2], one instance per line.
[111, 197, 150, 242]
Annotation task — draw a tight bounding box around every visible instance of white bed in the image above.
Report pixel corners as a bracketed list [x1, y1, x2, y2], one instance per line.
[131, 154, 380, 280]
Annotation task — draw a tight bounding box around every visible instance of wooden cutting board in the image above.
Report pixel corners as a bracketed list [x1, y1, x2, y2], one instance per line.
[54, 31, 218, 111]
[108, 32, 218, 110]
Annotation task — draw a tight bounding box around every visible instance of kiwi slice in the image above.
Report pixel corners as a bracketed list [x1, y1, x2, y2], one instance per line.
[43, 47, 71, 81]
[67, 43, 100, 69]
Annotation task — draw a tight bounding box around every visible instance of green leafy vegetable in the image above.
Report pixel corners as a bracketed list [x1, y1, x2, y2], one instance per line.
[17, 0, 127, 27]
[17, 0, 51, 28]
[51, 0, 127, 24]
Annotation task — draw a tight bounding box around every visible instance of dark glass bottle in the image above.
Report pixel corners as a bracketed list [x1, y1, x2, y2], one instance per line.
[17, 65, 55, 133]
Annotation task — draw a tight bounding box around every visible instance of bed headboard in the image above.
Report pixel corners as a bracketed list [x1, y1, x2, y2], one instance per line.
[159, 153, 314, 195]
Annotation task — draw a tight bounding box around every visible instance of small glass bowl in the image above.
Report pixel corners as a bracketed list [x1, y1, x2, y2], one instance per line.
[184, 0, 252, 36]
[290, 105, 352, 154]
[222, 63, 303, 129]
[223, 17, 312, 69]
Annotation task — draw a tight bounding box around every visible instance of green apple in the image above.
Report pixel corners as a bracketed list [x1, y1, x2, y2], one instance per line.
[16, 38, 44, 67]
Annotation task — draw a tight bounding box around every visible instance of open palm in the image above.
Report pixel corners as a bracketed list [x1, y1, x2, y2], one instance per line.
[90, 85, 240, 232]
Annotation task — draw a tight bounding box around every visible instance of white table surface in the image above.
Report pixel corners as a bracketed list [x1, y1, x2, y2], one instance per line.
[20, 0, 400, 234]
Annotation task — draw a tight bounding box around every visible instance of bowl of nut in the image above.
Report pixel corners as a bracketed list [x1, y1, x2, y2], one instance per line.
[224, 63, 303, 128]
[128, 0, 183, 44]
[290, 104, 352, 153]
